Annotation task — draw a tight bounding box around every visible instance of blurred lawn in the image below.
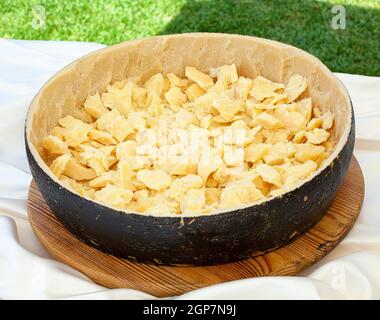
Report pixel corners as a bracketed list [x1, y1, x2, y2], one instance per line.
[1, 0, 379, 75]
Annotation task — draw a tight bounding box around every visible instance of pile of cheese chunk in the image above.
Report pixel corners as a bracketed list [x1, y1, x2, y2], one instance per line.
[42, 64, 335, 215]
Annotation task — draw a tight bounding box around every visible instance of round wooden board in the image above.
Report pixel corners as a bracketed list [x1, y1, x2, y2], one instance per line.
[28, 157, 364, 297]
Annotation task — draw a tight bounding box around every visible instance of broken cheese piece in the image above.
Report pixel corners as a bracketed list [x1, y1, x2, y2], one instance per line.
[94, 184, 133, 208]
[89, 171, 116, 188]
[256, 112, 284, 129]
[180, 188, 206, 213]
[50, 153, 71, 176]
[212, 97, 244, 121]
[102, 82, 135, 116]
[110, 117, 134, 142]
[89, 130, 117, 145]
[295, 144, 325, 162]
[145, 73, 164, 96]
[256, 163, 282, 187]
[322, 111, 334, 130]
[64, 157, 97, 181]
[166, 174, 203, 200]
[42, 135, 68, 155]
[244, 143, 270, 163]
[137, 169, 171, 191]
[84, 93, 109, 118]
[306, 118, 323, 130]
[274, 108, 306, 132]
[58, 116, 92, 147]
[185, 83, 206, 102]
[165, 87, 187, 106]
[250, 76, 284, 101]
[185, 66, 214, 90]
[306, 128, 330, 145]
[282, 160, 317, 187]
[60, 175, 86, 196]
[285, 74, 307, 102]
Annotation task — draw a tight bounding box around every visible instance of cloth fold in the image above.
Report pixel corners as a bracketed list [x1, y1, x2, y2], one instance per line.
[0, 39, 379, 299]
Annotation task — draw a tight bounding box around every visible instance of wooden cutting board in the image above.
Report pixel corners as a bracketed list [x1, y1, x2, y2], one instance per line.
[27, 156, 364, 297]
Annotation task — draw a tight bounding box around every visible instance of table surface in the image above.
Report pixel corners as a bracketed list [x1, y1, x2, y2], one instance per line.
[0, 39, 379, 300]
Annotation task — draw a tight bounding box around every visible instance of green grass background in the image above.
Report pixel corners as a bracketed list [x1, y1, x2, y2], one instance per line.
[1, 0, 379, 75]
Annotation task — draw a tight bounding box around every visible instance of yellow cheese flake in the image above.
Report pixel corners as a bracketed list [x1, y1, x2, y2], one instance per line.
[84, 93, 109, 118]
[211, 64, 238, 87]
[185, 83, 205, 102]
[219, 180, 263, 209]
[50, 153, 71, 176]
[165, 87, 187, 106]
[89, 171, 116, 189]
[185, 66, 214, 90]
[306, 117, 323, 130]
[166, 174, 203, 200]
[102, 82, 135, 116]
[116, 141, 137, 160]
[137, 169, 171, 191]
[167, 73, 188, 88]
[145, 203, 175, 215]
[282, 160, 317, 187]
[42, 135, 68, 155]
[58, 116, 92, 147]
[114, 161, 136, 189]
[128, 112, 147, 132]
[50, 126, 65, 139]
[64, 158, 97, 181]
[94, 184, 133, 208]
[284, 74, 307, 102]
[244, 143, 270, 163]
[256, 164, 282, 187]
[88, 130, 117, 145]
[212, 97, 244, 121]
[60, 175, 86, 196]
[256, 112, 284, 129]
[295, 144, 325, 162]
[250, 76, 284, 101]
[322, 111, 334, 130]
[110, 117, 134, 142]
[306, 128, 330, 144]
[205, 188, 221, 205]
[170, 163, 197, 176]
[296, 98, 313, 122]
[180, 188, 206, 213]
[263, 152, 284, 166]
[145, 73, 164, 96]
[274, 106, 306, 132]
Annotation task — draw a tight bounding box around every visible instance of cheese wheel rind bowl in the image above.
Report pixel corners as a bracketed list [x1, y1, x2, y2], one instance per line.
[25, 33, 354, 265]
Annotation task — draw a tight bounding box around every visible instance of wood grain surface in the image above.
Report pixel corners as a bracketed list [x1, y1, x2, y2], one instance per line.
[27, 156, 364, 297]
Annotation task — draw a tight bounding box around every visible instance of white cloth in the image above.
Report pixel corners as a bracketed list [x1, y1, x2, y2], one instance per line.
[0, 39, 379, 300]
